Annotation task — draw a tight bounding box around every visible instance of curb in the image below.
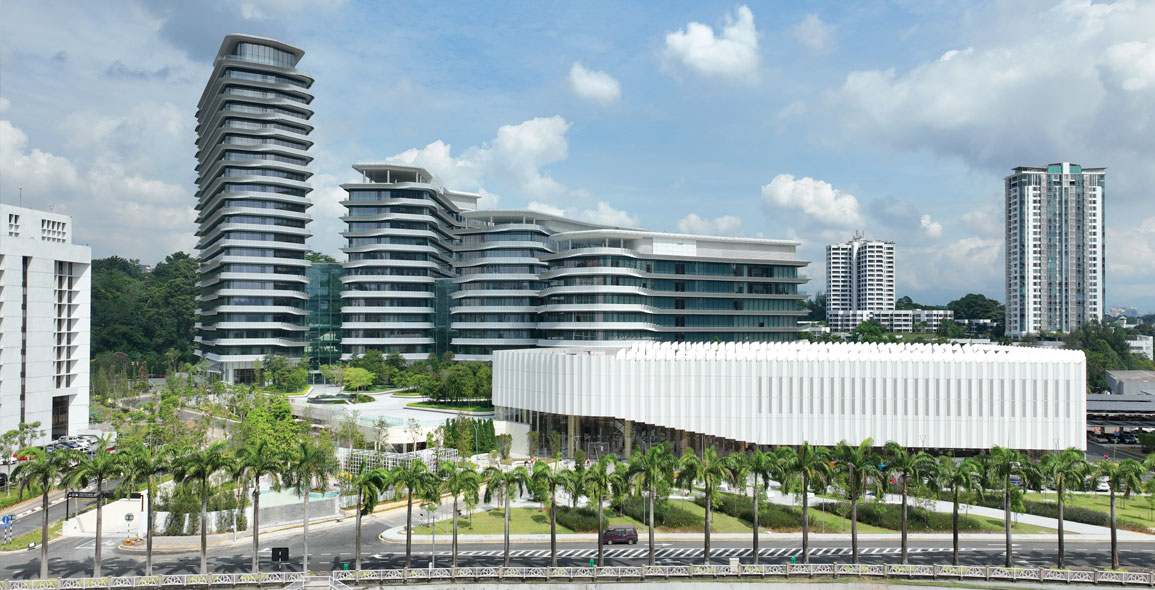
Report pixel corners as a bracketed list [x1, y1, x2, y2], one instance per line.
[115, 516, 345, 554]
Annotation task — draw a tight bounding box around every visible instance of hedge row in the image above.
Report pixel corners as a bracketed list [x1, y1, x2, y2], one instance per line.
[813, 500, 988, 532]
[555, 506, 600, 532]
[941, 491, 1110, 527]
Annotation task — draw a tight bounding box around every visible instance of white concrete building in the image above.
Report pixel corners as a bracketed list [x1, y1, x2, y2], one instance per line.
[1, 205, 91, 445]
[1127, 335, 1153, 361]
[1005, 163, 1105, 337]
[493, 341, 1086, 456]
[827, 236, 895, 317]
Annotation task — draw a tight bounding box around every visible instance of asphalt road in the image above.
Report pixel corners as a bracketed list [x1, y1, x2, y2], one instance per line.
[2, 481, 117, 539]
[2, 518, 1153, 579]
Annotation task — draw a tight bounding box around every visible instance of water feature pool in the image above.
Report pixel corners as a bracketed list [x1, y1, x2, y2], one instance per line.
[258, 489, 340, 508]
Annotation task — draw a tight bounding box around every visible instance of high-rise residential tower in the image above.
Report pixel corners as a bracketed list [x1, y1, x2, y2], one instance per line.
[1, 205, 91, 445]
[339, 163, 809, 361]
[193, 35, 315, 382]
[826, 236, 897, 330]
[1005, 162, 1105, 337]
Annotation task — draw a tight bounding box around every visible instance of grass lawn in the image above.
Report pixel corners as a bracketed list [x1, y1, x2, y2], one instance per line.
[407, 401, 495, 412]
[1, 522, 63, 551]
[969, 515, 1055, 534]
[1026, 492, 1155, 530]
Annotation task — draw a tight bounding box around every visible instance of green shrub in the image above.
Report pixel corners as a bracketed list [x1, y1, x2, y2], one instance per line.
[813, 501, 987, 532]
[623, 496, 701, 529]
[555, 507, 600, 532]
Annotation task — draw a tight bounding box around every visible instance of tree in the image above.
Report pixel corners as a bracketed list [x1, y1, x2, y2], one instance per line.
[930, 456, 979, 566]
[287, 439, 337, 573]
[983, 446, 1039, 567]
[626, 443, 676, 565]
[778, 443, 829, 564]
[882, 441, 935, 564]
[936, 320, 966, 339]
[343, 367, 374, 391]
[547, 431, 563, 457]
[830, 439, 882, 564]
[560, 468, 584, 510]
[851, 319, 892, 343]
[116, 442, 172, 576]
[351, 350, 389, 386]
[531, 461, 566, 567]
[483, 465, 531, 566]
[583, 455, 619, 566]
[1094, 459, 1145, 569]
[526, 431, 540, 457]
[351, 466, 389, 571]
[392, 458, 438, 568]
[947, 293, 1004, 321]
[804, 292, 827, 321]
[66, 445, 124, 577]
[13, 448, 71, 578]
[677, 447, 727, 564]
[305, 251, 337, 263]
[1039, 449, 1087, 568]
[235, 439, 285, 574]
[438, 461, 480, 569]
[497, 433, 513, 459]
[172, 441, 230, 575]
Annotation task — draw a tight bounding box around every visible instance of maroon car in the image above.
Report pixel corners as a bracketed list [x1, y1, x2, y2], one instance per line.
[602, 525, 638, 545]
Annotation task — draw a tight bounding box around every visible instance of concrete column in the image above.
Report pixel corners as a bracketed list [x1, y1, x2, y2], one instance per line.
[680, 430, 689, 457]
[623, 420, 633, 457]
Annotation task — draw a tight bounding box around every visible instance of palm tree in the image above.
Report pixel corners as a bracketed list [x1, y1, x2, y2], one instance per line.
[530, 461, 564, 567]
[115, 442, 172, 576]
[1094, 458, 1144, 570]
[393, 458, 437, 568]
[171, 441, 230, 575]
[882, 441, 935, 564]
[66, 443, 123, 578]
[13, 447, 71, 579]
[626, 443, 675, 565]
[1039, 448, 1086, 569]
[831, 439, 882, 564]
[930, 456, 978, 565]
[676, 447, 727, 564]
[560, 468, 584, 509]
[482, 465, 531, 566]
[778, 443, 829, 564]
[441, 461, 480, 568]
[287, 440, 337, 573]
[984, 445, 1038, 567]
[748, 447, 784, 565]
[234, 439, 284, 575]
[351, 466, 389, 572]
[583, 455, 619, 566]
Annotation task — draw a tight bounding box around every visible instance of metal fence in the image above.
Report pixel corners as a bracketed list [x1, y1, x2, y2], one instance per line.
[4, 563, 1154, 589]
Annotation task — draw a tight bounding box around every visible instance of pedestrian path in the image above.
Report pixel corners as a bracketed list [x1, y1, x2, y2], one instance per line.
[376, 545, 973, 560]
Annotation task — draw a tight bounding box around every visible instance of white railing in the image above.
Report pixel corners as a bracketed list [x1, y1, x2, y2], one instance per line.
[3, 565, 1152, 588]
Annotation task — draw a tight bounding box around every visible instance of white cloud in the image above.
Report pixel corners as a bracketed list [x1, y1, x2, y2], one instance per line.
[902, 237, 1003, 293]
[919, 214, 943, 237]
[1102, 40, 1155, 91]
[527, 200, 639, 228]
[662, 5, 760, 80]
[0, 97, 10, 113]
[791, 14, 835, 54]
[0, 119, 195, 259]
[760, 173, 863, 228]
[580, 201, 639, 227]
[960, 202, 1002, 238]
[386, 115, 573, 202]
[568, 62, 621, 105]
[676, 213, 744, 236]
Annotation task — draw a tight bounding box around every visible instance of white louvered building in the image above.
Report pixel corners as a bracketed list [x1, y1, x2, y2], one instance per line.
[493, 341, 1086, 457]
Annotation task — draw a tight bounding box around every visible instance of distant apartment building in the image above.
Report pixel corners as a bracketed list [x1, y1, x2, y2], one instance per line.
[193, 35, 316, 383]
[825, 236, 949, 333]
[339, 163, 809, 361]
[1005, 162, 1105, 338]
[1128, 335, 1154, 361]
[1, 205, 91, 445]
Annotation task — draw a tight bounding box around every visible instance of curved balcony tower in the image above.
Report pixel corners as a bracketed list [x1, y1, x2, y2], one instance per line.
[193, 35, 315, 383]
[339, 164, 475, 361]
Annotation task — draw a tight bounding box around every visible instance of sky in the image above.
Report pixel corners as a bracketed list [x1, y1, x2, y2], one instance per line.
[2, 0, 1154, 309]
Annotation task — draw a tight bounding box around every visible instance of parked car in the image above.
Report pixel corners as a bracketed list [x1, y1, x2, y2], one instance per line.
[1095, 477, 1111, 492]
[602, 525, 638, 545]
[79, 434, 101, 445]
[1119, 433, 1139, 445]
[0, 472, 8, 487]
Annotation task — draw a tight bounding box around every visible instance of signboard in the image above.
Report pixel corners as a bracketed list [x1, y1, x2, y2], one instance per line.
[125, 514, 134, 522]
[67, 492, 99, 499]
[1, 515, 12, 528]
[271, 547, 289, 562]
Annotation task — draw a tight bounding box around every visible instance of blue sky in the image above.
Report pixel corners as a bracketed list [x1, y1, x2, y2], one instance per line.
[2, 0, 1154, 309]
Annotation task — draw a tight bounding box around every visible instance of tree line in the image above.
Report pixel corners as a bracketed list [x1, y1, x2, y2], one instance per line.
[15, 437, 1155, 578]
